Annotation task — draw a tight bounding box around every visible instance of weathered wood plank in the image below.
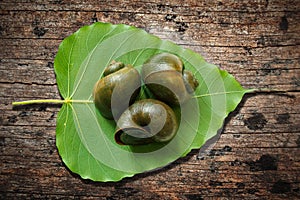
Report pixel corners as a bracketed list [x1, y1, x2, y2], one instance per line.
[1, 0, 299, 199]
[1, 43, 299, 92]
[1, 0, 299, 12]
[1, 10, 299, 41]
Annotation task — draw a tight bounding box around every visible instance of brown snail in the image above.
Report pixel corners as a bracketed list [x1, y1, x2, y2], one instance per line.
[93, 61, 141, 119]
[142, 53, 199, 106]
[115, 99, 178, 145]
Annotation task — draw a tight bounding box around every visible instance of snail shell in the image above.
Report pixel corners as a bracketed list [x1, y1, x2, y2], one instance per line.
[115, 99, 178, 145]
[142, 53, 199, 106]
[93, 61, 141, 119]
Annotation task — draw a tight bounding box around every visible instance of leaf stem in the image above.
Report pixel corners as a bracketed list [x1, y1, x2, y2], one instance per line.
[12, 99, 94, 106]
[13, 89, 290, 106]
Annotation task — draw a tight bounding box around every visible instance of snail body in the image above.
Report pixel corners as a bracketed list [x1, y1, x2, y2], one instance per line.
[142, 53, 199, 106]
[115, 99, 178, 145]
[93, 61, 141, 119]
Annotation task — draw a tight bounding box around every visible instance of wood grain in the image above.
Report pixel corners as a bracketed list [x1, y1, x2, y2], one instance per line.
[1, 0, 299, 199]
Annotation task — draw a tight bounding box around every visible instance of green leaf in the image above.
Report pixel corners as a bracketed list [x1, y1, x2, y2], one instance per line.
[54, 22, 249, 182]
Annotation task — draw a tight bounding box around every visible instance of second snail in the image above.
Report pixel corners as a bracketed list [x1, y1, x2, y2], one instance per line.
[93, 53, 199, 145]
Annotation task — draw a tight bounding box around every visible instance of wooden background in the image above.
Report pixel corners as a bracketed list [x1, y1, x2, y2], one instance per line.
[1, 0, 299, 199]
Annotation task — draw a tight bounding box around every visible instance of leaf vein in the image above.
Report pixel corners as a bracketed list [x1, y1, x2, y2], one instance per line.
[86, 104, 121, 170]
[69, 26, 119, 99]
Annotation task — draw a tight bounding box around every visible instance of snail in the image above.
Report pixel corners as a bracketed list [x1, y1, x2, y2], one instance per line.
[141, 53, 199, 106]
[94, 53, 197, 145]
[93, 61, 141, 119]
[115, 99, 178, 145]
